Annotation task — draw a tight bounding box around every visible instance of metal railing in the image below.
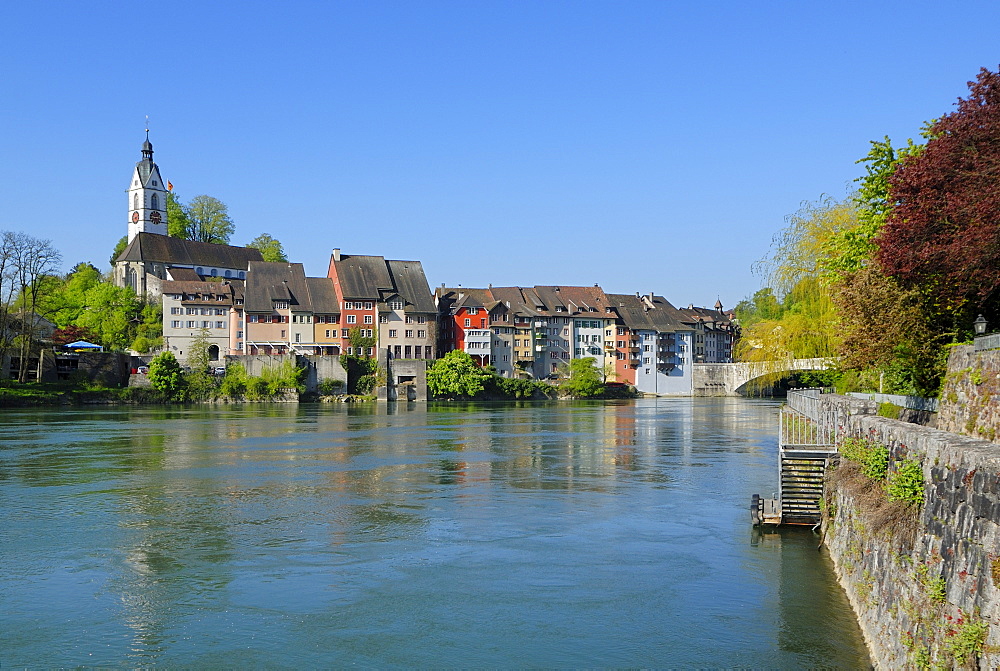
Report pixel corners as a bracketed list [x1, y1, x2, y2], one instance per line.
[846, 392, 939, 413]
[786, 389, 823, 422]
[975, 332, 1000, 352]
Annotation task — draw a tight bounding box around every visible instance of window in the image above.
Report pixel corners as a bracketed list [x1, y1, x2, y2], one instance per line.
[404, 345, 412, 358]
[133, 193, 138, 210]
[643, 357, 650, 364]
[405, 316, 413, 324]
[342, 329, 349, 337]
[417, 330, 425, 338]
[216, 321, 224, 329]
[363, 315, 373, 324]
[171, 320, 181, 328]
[417, 316, 425, 324]
[281, 330, 286, 338]
[249, 315, 258, 323]
[464, 318, 471, 327]
[210, 269, 217, 277]
[239, 271, 245, 279]
[389, 300, 403, 310]
[644, 345, 651, 352]
[225, 270, 232, 278]
[274, 301, 288, 310]
[151, 193, 159, 210]
[364, 329, 373, 338]
[295, 333, 300, 342]
[347, 315, 356, 324]
[325, 330, 331, 338]
[344, 301, 354, 309]
[364, 302, 373, 310]
[389, 329, 397, 338]
[405, 330, 413, 338]
[379, 315, 388, 323]
[366, 347, 374, 356]
[200, 320, 208, 328]
[196, 267, 204, 275]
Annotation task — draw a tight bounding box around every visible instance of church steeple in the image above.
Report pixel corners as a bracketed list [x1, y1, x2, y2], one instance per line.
[127, 131, 168, 242]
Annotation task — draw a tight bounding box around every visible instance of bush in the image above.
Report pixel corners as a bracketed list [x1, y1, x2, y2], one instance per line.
[887, 459, 924, 504]
[839, 436, 889, 481]
[878, 401, 904, 419]
[317, 378, 344, 395]
[148, 352, 185, 401]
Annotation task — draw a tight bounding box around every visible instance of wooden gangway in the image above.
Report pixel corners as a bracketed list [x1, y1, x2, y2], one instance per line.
[752, 390, 837, 526]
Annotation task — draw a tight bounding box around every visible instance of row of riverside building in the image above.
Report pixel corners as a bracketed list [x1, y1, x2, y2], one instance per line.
[114, 135, 736, 395]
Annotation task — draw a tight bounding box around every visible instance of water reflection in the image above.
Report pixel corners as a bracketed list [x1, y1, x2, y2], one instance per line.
[0, 399, 868, 667]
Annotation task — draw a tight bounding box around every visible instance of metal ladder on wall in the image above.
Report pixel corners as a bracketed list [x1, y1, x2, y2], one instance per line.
[777, 403, 837, 524]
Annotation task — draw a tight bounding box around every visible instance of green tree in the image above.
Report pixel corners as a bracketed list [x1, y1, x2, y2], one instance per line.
[184, 329, 216, 399]
[110, 236, 128, 266]
[427, 350, 491, 399]
[562, 357, 604, 398]
[39, 262, 102, 328]
[148, 351, 185, 400]
[75, 282, 143, 351]
[166, 191, 192, 239]
[246, 233, 287, 262]
[185, 195, 235, 244]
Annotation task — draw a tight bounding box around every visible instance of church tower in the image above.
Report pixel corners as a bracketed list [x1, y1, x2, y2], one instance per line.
[127, 132, 168, 242]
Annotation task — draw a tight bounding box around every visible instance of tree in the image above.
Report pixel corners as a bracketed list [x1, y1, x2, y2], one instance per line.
[562, 357, 604, 398]
[166, 191, 191, 239]
[10, 233, 61, 381]
[426, 350, 491, 399]
[877, 66, 1000, 329]
[74, 282, 143, 351]
[185, 195, 235, 244]
[51, 324, 98, 345]
[110, 236, 128, 266]
[148, 351, 185, 400]
[246, 233, 287, 262]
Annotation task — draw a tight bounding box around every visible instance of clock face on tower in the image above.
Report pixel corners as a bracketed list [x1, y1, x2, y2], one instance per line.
[150, 211, 162, 224]
[132, 211, 139, 223]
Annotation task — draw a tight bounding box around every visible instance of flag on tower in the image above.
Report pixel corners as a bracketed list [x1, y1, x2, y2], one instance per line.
[167, 181, 174, 191]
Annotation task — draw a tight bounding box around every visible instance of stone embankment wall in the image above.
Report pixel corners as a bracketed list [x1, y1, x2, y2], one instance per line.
[821, 393, 1000, 668]
[937, 345, 1000, 442]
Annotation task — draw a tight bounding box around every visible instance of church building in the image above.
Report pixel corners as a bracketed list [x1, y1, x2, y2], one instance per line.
[113, 134, 263, 297]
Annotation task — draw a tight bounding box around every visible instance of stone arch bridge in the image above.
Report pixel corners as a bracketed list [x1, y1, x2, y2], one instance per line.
[691, 358, 832, 396]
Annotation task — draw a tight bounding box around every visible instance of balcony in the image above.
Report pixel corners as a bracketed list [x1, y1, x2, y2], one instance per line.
[627, 346, 640, 353]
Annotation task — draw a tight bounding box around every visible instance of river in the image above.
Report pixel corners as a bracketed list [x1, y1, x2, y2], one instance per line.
[0, 398, 869, 668]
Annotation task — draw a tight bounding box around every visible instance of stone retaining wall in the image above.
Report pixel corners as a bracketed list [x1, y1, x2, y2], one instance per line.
[937, 345, 1000, 442]
[820, 393, 1000, 668]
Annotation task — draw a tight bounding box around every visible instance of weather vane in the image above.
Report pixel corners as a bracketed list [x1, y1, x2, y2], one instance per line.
[145, 115, 150, 138]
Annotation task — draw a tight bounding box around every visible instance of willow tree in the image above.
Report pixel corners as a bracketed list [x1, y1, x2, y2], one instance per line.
[736, 196, 853, 386]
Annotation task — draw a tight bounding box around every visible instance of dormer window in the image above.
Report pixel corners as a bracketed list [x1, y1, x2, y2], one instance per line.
[389, 299, 404, 310]
[274, 301, 289, 310]
[238, 271, 245, 279]
[196, 267, 204, 275]
[210, 269, 217, 277]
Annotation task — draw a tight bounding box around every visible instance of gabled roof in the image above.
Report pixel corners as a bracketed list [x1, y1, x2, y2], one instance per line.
[306, 277, 339, 313]
[644, 295, 693, 331]
[385, 260, 436, 313]
[329, 253, 394, 298]
[244, 262, 310, 313]
[607, 293, 657, 331]
[116, 233, 263, 269]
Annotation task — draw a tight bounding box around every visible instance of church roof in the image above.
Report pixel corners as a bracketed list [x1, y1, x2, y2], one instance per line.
[116, 233, 263, 269]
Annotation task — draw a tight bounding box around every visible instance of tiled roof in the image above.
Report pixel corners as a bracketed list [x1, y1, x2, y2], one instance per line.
[244, 262, 310, 313]
[385, 260, 435, 313]
[306, 277, 339, 314]
[116, 232, 263, 269]
[329, 254, 394, 299]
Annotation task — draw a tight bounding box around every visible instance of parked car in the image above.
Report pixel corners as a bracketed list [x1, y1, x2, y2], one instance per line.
[214, 366, 227, 376]
[137, 366, 149, 375]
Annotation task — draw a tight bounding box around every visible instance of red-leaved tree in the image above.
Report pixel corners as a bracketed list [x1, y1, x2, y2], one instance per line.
[877, 66, 1000, 328]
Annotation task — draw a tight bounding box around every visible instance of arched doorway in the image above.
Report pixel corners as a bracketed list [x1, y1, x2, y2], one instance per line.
[208, 345, 220, 361]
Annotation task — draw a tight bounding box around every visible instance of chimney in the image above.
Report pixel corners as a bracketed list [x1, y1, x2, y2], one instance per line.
[332, 248, 341, 262]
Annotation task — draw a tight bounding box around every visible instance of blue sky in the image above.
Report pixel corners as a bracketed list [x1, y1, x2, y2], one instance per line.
[2, 1, 999, 309]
